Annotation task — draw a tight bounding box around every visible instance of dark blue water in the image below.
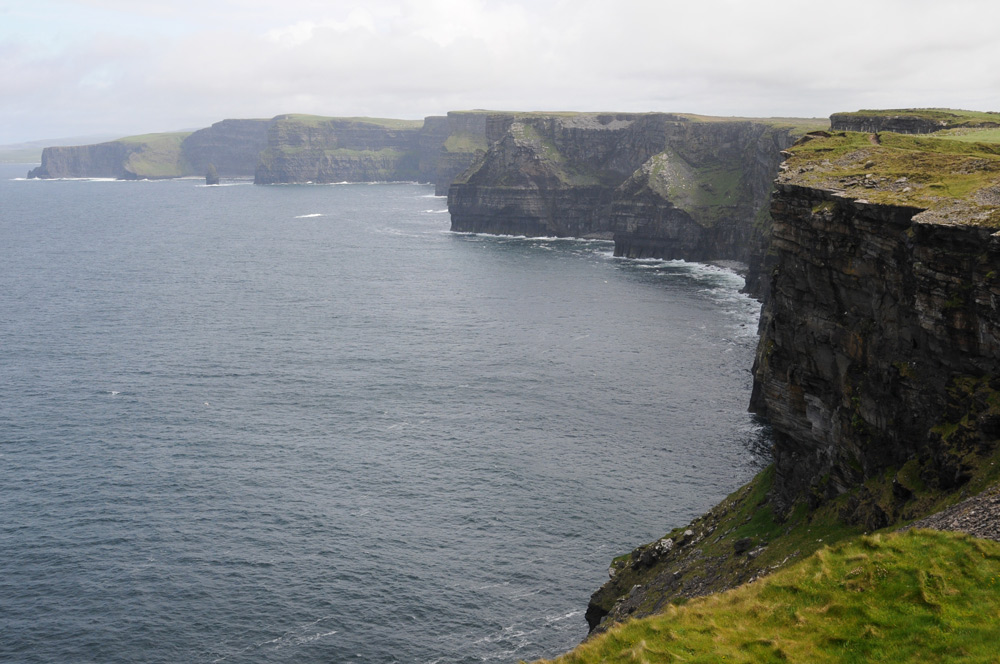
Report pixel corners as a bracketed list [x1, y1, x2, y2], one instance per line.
[0, 164, 768, 663]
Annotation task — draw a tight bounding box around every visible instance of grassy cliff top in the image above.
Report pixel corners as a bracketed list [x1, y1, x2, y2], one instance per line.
[541, 528, 1000, 664]
[270, 114, 424, 129]
[449, 110, 829, 131]
[833, 108, 1000, 128]
[678, 114, 830, 134]
[779, 130, 1000, 226]
[117, 131, 193, 145]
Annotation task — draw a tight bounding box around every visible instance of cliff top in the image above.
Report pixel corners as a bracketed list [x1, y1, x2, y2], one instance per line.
[543, 528, 1000, 664]
[678, 113, 829, 135]
[779, 130, 1000, 227]
[270, 114, 424, 129]
[832, 108, 1000, 129]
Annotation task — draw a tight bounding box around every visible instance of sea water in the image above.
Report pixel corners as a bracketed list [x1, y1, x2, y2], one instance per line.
[0, 164, 768, 663]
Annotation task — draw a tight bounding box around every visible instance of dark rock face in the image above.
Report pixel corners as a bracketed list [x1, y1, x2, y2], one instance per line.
[428, 112, 491, 195]
[829, 113, 950, 134]
[205, 164, 220, 185]
[253, 116, 424, 184]
[26, 113, 491, 188]
[447, 113, 799, 284]
[182, 119, 271, 177]
[830, 111, 1000, 134]
[751, 184, 1000, 512]
[28, 141, 141, 179]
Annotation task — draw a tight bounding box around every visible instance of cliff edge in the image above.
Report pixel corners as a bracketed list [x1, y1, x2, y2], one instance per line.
[583, 119, 1000, 642]
[447, 113, 824, 295]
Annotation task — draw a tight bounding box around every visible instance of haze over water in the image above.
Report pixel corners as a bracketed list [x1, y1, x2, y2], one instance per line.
[0, 164, 767, 663]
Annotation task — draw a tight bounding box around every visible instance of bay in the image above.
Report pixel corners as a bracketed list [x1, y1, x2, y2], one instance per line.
[0, 164, 767, 663]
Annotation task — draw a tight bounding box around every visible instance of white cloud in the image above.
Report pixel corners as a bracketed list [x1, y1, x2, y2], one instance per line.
[2, 0, 1000, 143]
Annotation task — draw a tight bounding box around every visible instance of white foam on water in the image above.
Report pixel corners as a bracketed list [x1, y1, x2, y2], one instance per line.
[294, 213, 324, 218]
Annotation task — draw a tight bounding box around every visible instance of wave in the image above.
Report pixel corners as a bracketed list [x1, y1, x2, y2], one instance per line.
[294, 213, 324, 219]
[449, 231, 613, 245]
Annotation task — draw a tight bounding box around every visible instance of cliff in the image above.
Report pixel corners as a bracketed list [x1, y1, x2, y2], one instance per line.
[27, 132, 192, 179]
[583, 121, 1000, 639]
[182, 119, 271, 177]
[26, 113, 491, 188]
[429, 111, 491, 195]
[252, 115, 424, 184]
[751, 130, 1000, 514]
[831, 108, 1000, 134]
[447, 113, 820, 289]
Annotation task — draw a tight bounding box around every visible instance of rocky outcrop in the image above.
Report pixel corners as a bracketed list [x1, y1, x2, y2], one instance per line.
[831, 109, 1000, 134]
[427, 112, 491, 195]
[447, 113, 806, 285]
[750, 133, 1000, 514]
[26, 121, 268, 180]
[26, 113, 491, 187]
[182, 119, 271, 177]
[253, 115, 424, 184]
[27, 133, 192, 180]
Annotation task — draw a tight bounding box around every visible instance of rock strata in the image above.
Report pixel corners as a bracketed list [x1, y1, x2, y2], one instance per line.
[751, 132, 1000, 513]
[447, 113, 809, 292]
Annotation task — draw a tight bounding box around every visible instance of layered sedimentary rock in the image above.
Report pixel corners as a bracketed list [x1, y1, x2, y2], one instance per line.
[182, 119, 271, 177]
[428, 112, 491, 195]
[583, 123, 1000, 639]
[26, 113, 492, 188]
[27, 133, 192, 179]
[447, 113, 808, 289]
[253, 115, 424, 184]
[831, 109, 1000, 134]
[751, 131, 1000, 514]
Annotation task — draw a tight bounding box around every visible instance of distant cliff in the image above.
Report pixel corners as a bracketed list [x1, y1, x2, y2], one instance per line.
[27, 132, 193, 180]
[183, 119, 271, 177]
[446, 113, 818, 293]
[28, 113, 490, 191]
[831, 108, 1000, 134]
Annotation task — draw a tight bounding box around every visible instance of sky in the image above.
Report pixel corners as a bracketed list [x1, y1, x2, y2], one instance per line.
[2, 0, 1000, 144]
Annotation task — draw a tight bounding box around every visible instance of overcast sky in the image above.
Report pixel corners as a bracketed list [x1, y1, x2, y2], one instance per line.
[2, 0, 999, 144]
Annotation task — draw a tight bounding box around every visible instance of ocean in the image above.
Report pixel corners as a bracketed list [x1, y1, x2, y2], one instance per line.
[0, 164, 768, 663]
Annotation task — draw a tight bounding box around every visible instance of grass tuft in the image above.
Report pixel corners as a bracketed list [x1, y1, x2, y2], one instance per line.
[536, 530, 1000, 664]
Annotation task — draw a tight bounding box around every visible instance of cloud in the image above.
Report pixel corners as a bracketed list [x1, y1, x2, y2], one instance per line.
[2, 0, 1000, 143]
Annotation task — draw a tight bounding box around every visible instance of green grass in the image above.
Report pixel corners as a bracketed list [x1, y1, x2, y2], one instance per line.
[117, 131, 192, 145]
[679, 114, 830, 135]
[443, 132, 488, 153]
[540, 530, 1000, 664]
[934, 128, 1000, 144]
[116, 132, 192, 177]
[271, 114, 424, 130]
[782, 130, 1000, 224]
[834, 108, 1000, 128]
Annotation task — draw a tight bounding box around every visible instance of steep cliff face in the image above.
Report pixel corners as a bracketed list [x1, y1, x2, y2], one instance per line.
[27, 132, 192, 179]
[610, 122, 798, 294]
[584, 124, 1000, 639]
[253, 115, 424, 184]
[430, 112, 491, 195]
[751, 131, 1000, 514]
[28, 142, 137, 179]
[447, 113, 809, 277]
[181, 119, 271, 177]
[831, 108, 1000, 134]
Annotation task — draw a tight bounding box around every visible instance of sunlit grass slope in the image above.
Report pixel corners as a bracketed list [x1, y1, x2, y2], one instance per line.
[539, 530, 1000, 664]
